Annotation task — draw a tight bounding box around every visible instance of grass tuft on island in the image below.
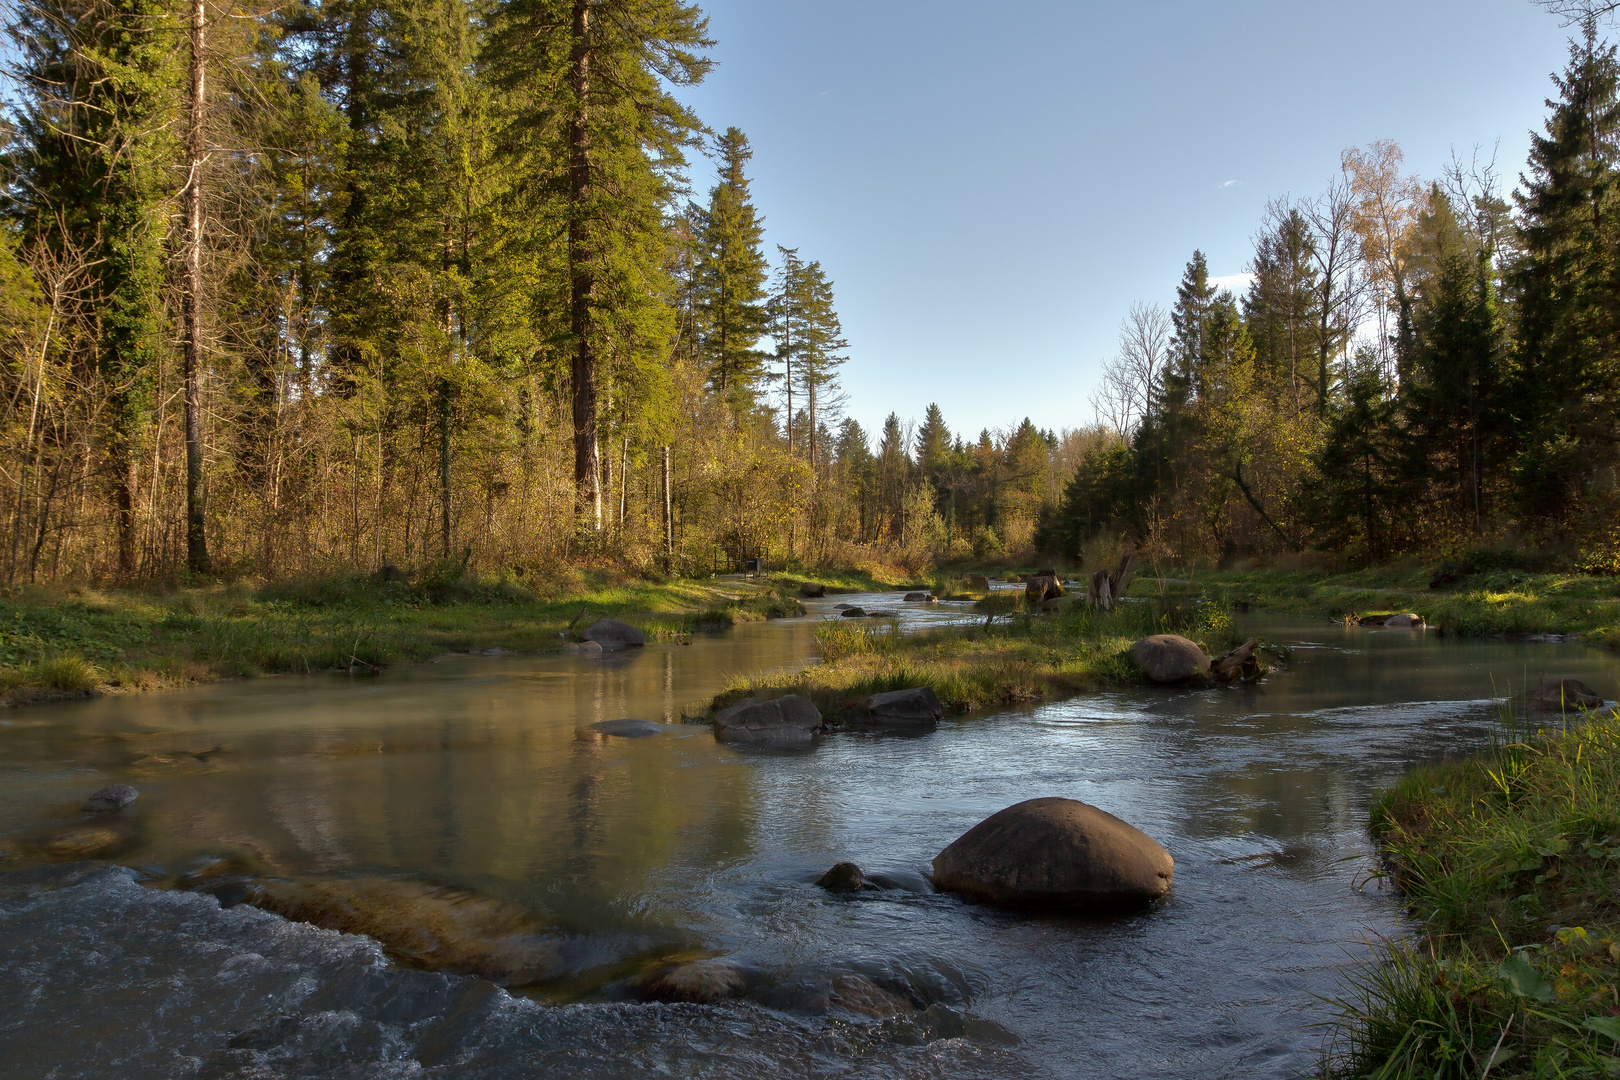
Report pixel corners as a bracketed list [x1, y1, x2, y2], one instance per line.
[1323, 707, 1620, 1079]
[711, 597, 1245, 718]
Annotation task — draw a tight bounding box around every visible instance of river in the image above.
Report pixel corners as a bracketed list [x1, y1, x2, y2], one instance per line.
[2, 596, 1617, 1079]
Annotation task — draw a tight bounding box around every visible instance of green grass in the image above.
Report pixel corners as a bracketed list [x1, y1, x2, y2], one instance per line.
[711, 597, 1244, 717]
[1185, 564, 1620, 643]
[0, 568, 808, 706]
[1323, 708, 1620, 1079]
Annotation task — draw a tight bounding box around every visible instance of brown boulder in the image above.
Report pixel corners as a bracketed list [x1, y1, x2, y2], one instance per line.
[800, 583, 827, 598]
[816, 862, 878, 892]
[1130, 634, 1210, 683]
[1383, 613, 1425, 628]
[932, 797, 1173, 911]
[1515, 678, 1604, 712]
[713, 695, 824, 746]
[632, 957, 751, 1003]
[847, 686, 942, 729]
[582, 618, 646, 647]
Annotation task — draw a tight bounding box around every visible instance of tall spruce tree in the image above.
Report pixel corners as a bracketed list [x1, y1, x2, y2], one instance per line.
[1243, 205, 1322, 413]
[1511, 16, 1620, 525]
[698, 127, 769, 413]
[487, 0, 711, 527]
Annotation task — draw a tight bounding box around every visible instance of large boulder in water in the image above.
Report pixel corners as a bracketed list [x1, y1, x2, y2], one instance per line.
[713, 695, 823, 746]
[1515, 678, 1604, 712]
[1130, 634, 1210, 683]
[582, 618, 646, 647]
[932, 797, 1173, 911]
[1383, 613, 1425, 628]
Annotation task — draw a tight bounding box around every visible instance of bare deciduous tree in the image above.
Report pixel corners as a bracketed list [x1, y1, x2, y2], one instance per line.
[1090, 301, 1170, 437]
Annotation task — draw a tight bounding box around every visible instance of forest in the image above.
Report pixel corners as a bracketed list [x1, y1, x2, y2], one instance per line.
[2, 0, 1619, 585]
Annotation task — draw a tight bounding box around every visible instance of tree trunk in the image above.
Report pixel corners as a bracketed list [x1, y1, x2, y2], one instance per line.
[181, 0, 209, 574]
[568, 0, 600, 528]
[662, 444, 672, 563]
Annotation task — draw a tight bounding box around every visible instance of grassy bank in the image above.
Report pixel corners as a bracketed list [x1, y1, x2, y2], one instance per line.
[712, 596, 1244, 717]
[1325, 709, 1620, 1078]
[1138, 564, 1620, 645]
[0, 568, 816, 707]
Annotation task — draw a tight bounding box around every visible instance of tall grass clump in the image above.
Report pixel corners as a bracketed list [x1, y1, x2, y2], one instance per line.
[1323, 707, 1620, 1079]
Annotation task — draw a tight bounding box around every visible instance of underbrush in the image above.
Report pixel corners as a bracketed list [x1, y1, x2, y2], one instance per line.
[1323, 709, 1620, 1078]
[715, 596, 1239, 715]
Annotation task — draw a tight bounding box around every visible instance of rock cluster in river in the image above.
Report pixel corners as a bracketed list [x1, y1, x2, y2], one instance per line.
[932, 797, 1173, 911]
[713, 695, 823, 746]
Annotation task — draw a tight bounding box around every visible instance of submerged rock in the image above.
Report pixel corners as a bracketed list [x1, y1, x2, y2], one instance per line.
[828, 974, 917, 1019]
[816, 862, 878, 893]
[847, 686, 942, 729]
[563, 640, 604, 655]
[932, 797, 1173, 911]
[1, 821, 137, 866]
[590, 719, 665, 738]
[713, 695, 823, 746]
[1130, 634, 1210, 683]
[84, 784, 139, 813]
[632, 957, 752, 1003]
[1515, 678, 1604, 712]
[582, 619, 646, 647]
[241, 876, 564, 986]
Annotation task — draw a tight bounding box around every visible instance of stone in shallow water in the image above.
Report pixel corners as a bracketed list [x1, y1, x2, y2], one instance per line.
[712, 695, 823, 746]
[932, 797, 1173, 911]
[84, 784, 139, 812]
[816, 862, 877, 892]
[240, 877, 565, 986]
[582, 619, 646, 647]
[631, 957, 752, 1003]
[590, 719, 664, 738]
[1130, 634, 1209, 683]
[1515, 678, 1604, 712]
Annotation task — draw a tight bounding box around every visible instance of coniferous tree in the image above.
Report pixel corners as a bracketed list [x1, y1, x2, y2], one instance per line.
[1511, 17, 1620, 525]
[1244, 203, 1322, 413]
[698, 127, 769, 413]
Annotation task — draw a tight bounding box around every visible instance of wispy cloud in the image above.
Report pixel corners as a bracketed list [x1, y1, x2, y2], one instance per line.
[1216, 179, 1241, 190]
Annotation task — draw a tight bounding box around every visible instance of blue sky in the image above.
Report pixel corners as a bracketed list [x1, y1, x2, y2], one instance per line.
[675, 0, 1582, 442]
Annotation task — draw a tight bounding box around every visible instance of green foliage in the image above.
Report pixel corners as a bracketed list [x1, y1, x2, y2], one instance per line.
[1325, 710, 1620, 1079]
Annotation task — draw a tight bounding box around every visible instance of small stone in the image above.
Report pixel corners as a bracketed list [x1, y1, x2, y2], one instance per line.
[816, 861, 877, 892]
[633, 958, 751, 1003]
[591, 719, 664, 738]
[840, 607, 867, 618]
[84, 784, 139, 813]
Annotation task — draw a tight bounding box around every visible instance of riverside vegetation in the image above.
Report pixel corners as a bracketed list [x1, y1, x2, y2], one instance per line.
[712, 592, 1244, 717]
[1325, 707, 1620, 1080]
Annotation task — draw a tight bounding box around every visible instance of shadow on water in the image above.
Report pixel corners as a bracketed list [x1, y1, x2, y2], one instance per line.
[1, 611, 1618, 1078]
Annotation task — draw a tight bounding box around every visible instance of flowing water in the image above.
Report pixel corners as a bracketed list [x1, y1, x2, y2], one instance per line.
[3, 595, 1618, 1079]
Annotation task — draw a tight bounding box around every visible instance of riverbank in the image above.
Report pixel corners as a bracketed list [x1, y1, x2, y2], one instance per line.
[0, 567, 858, 707]
[1145, 565, 1620, 645]
[712, 598, 1244, 716]
[1325, 707, 1620, 1078]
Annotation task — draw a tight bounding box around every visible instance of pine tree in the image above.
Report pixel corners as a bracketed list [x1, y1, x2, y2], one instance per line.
[1511, 17, 1620, 525]
[487, 0, 711, 527]
[698, 128, 769, 413]
[792, 259, 847, 470]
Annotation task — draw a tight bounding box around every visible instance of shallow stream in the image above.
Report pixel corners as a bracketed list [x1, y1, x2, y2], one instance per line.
[3, 597, 1618, 1079]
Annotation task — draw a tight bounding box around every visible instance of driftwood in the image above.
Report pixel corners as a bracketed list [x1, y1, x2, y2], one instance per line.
[1210, 637, 1261, 681]
[1087, 552, 1137, 612]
